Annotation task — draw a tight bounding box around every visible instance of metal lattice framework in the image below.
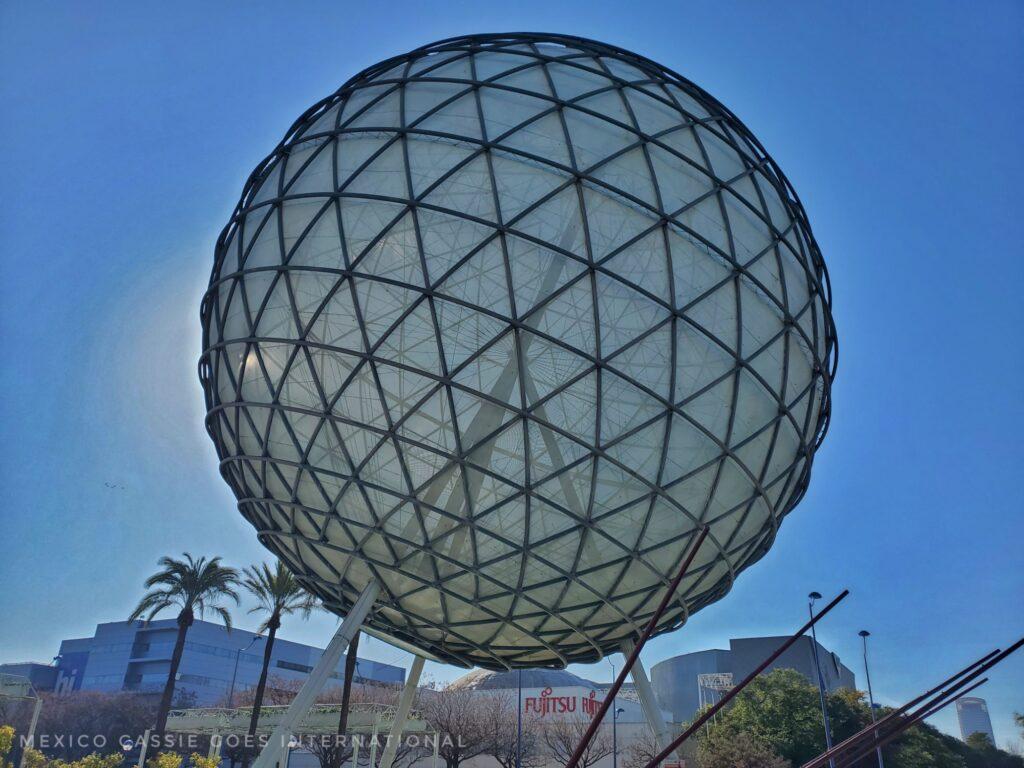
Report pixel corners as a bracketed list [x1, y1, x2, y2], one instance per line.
[199, 32, 837, 671]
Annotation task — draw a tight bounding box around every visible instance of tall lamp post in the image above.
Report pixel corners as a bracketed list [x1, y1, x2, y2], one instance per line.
[612, 706, 624, 768]
[859, 631, 885, 768]
[607, 659, 624, 768]
[516, 668, 522, 768]
[808, 592, 835, 768]
[228, 634, 264, 708]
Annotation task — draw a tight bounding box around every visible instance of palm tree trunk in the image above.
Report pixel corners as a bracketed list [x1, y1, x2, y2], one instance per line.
[155, 608, 193, 739]
[244, 614, 279, 766]
[331, 631, 360, 768]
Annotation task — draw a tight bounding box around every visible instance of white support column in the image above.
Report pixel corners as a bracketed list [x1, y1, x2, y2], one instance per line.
[254, 582, 380, 768]
[621, 641, 673, 754]
[369, 723, 379, 768]
[378, 656, 424, 768]
[18, 698, 42, 768]
[208, 734, 221, 760]
[136, 729, 151, 768]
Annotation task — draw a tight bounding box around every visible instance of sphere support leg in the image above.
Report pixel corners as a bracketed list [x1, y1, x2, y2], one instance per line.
[621, 642, 673, 755]
[378, 655, 425, 768]
[252, 581, 380, 768]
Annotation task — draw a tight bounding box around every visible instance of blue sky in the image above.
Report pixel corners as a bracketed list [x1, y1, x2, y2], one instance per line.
[1, 0, 1021, 749]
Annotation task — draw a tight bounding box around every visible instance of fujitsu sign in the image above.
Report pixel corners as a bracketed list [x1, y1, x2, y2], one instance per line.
[523, 688, 605, 718]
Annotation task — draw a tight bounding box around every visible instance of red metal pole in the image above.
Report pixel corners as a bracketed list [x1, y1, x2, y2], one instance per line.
[834, 635, 1024, 768]
[806, 635, 1022, 768]
[799, 647, 1001, 768]
[563, 527, 710, 768]
[642, 589, 851, 768]
[836, 678, 989, 768]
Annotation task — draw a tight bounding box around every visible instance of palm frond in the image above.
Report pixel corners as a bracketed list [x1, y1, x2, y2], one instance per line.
[243, 560, 320, 623]
[131, 552, 240, 627]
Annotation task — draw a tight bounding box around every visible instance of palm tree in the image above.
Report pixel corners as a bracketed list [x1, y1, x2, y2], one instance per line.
[241, 561, 318, 747]
[129, 553, 240, 738]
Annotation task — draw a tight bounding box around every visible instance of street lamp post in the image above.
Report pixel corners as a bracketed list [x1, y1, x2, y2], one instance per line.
[808, 592, 835, 768]
[228, 634, 264, 708]
[859, 631, 885, 768]
[612, 707, 624, 768]
[516, 668, 522, 768]
[607, 660, 623, 768]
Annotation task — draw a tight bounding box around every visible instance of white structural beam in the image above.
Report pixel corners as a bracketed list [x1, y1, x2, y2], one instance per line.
[253, 581, 380, 768]
[621, 641, 673, 753]
[378, 655, 425, 768]
[135, 729, 151, 768]
[19, 698, 43, 768]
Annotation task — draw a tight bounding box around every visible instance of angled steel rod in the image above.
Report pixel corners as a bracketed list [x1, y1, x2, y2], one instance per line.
[837, 677, 989, 768]
[642, 589, 850, 768]
[799, 646, 1002, 768]
[564, 527, 709, 768]
[834, 635, 1024, 768]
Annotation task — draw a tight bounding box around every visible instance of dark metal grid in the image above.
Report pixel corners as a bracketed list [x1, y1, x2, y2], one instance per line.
[198, 32, 837, 671]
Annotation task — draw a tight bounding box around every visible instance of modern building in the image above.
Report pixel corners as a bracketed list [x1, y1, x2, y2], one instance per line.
[956, 696, 996, 744]
[450, 668, 675, 768]
[0, 662, 59, 692]
[652, 637, 856, 724]
[41, 619, 404, 705]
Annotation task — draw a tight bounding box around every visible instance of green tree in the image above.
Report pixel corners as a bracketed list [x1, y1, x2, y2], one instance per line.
[129, 554, 240, 739]
[693, 668, 1001, 768]
[239, 561, 318, 755]
[966, 733, 995, 752]
[146, 753, 183, 768]
[697, 731, 790, 768]
[885, 723, 966, 768]
[698, 669, 832, 764]
[1, 725, 15, 768]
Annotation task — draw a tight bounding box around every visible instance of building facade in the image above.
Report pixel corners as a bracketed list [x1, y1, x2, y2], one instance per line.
[652, 637, 856, 724]
[0, 662, 59, 693]
[956, 696, 996, 744]
[44, 619, 403, 705]
[449, 669, 677, 768]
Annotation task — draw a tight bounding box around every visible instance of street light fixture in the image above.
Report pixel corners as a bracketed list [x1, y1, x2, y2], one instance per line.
[859, 631, 885, 768]
[808, 592, 835, 768]
[227, 634, 264, 708]
[612, 706, 625, 768]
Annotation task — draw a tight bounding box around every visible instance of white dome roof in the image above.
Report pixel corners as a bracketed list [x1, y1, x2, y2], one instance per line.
[450, 668, 597, 691]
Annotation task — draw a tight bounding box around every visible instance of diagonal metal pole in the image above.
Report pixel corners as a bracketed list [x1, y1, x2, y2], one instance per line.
[835, 636, 1024, 768]
[837, 677, 989, 768]
[802, 638, 1019, 768]
[799, 647, 1000, 768]
[563, 526, 710, 768]
[642, 589, 851, 768]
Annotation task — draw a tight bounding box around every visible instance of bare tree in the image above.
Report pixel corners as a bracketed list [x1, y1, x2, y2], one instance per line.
[419, 685, 495, 768]
[481, 692, 544, 768]
[623, 727, 661, 768]
[542, 717, 613, 768]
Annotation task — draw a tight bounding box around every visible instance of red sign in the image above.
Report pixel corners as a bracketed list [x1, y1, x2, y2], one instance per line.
[522, 688, 606, 718]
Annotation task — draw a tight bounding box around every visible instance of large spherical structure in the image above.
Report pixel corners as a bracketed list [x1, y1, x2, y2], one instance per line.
[199, 33, 836, 670]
